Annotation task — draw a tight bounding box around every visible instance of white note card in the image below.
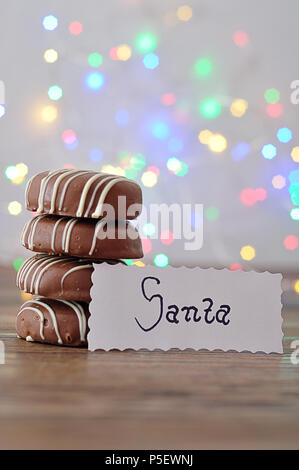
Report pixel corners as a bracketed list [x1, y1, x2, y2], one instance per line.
[88, 264, 283, 354]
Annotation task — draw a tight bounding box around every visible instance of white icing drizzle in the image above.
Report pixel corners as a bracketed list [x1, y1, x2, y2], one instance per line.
[59, 300, 87, 342]
[17, 307, 45, 340]
[25, 175, 35, 208]
[26, 215, 48, 250]
[37, 169, 68, 212]
[18, 299, 87, 344]
[58, 170, 89, 211]
[51, 217, 67, 252]
[62, 218, 78, 253]
[89, 220, 106, 255]
[91, 177, 125, 218]
[20, 299, 63, 344]
[31, 257, 72, 294]
[49, 169, 79, 213]
[21, 219, 31, 246]
[18, 255, 52, 291]
[26, 336, 34, 342]
[83, 175, 115, 217]
[60, 264, 92, 291]
[76, 174, 118, 217]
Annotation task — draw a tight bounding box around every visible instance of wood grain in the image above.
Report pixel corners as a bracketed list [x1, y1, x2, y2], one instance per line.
[0, 266, 298, 449]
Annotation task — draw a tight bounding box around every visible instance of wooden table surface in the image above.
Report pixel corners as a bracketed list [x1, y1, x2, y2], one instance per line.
[0, 265, 299, 450]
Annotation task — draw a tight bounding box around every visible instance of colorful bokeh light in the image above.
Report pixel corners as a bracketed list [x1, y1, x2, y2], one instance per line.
[160, 230, 174, 245]
[161, 93, 176, 106]
[290, 208, 299, 220]
[69, 21, 82, 35]
[117, 44, 132, 61]
[168, 137, 183, 153]
[177, 5, 193, 21]
[44, 49, 58, 63]
[240, 245, 256, 261]
[200, 98, 221, 118]
[8, 200, 22, 216]
[230, 99, 248, 117]
[48, 85, 63, 101]
[141, 170, 158, 187]
[42, 15, 58, 31]
[272, 175, 286, 190]
[261, 144, 277, 160]
[41, 105, 57, 123]
[136, 33, 157, 53]
[151, 121, 169, 139]
[205, 206, 219, 221]
[154, 253, 169, 267]
[233, 30, 249, 47]
[266, 102, 283, 118]
[208, 134, 227, 153]
[264, 88, 280, 104]
[194, 58, 212, 77]
[143, 222, 156, 237]
[88, 52, 103, 68]
[284, 235, 298, 250]
[277, 127, 292, 143]
[0, 105, 6, 119]
[86, 72, 104, 89]
[143, 53, 159, 69]
[291, 146, 299, 163]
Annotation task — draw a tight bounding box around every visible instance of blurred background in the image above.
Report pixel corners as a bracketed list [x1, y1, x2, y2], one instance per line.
[0, 0, 298, 297]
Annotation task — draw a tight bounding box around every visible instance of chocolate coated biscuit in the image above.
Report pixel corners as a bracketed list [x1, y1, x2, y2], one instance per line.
[25, 169, 142, 219]
[21, 215, 143, 259]
[16, 297, 90, 347]
[17, 255, 123, 302]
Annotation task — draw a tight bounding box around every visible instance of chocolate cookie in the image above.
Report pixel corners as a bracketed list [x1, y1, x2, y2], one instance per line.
[21, 215, 143, 259]
[17, 255, 122, 302]
[16, 297, 90, 347]
[25, 169, 142, 219]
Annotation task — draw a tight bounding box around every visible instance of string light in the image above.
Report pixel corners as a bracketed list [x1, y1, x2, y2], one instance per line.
[261, 144, 277, 159]
[86, 72, 104, 90]
[88, 52, 103, 67]
[141, 170, 158, 187]
[143, 53, 159, 69]
[8, 201, 22, 216]
[69, 21, 82, 35]
[194, 58, 212, 77]
[277, 127, 292, 143]
[208, 134, 227, 152]
[154, 253, 169, 267]
[230, 99, 248, 117]
[41, 105, 57, 123]
[240, 245, 256, 261]
[200, 98, 221, 118]
[42, 15, 58, 31]
[136, 33, 157, 53]
[48, 85, 63, 101]
[291, 146, 299, 163]
[44, 49, 58, 63]
[117, 44, 132, 61]
[176, 5, 193, 22]
[284, 235, 298, 250]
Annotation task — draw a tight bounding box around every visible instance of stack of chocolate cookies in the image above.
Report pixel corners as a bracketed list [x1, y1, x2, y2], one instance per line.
[16, 169, 143, 347]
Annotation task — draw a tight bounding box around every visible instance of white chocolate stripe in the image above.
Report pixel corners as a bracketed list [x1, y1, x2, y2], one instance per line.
[17, 307, 45, 340]
[24, 299, 63, 344]
[51, 217, 67, 252]
[60, 264, 92, 291]
[21, 256, 53, 291]
[76, 174, 118, 217]
[89, 220, 106, 255]
[25, 175, 35, 208]
[31, 257, 73, 294]
[91, 177, 125, 218]
[49, 169, 79, 213]
[59, 300, 87, 342]
[63, 218, 78, 253]
[58, 170, 89, 211]
[83, 175, 116, 217]
[21, 219, 31, 246]
[27, 215, 48, 250]
[38, 169, 68, 213]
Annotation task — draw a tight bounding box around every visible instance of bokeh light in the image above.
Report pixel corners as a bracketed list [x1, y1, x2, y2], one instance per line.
[230, 263, 243, 271]
[13, 258, 24, 272]
[143, 53, 159, 69]
[264, 88, 280, 104]
[177, 5, 193, 22]
[115, 109, 130, 126]
[110, 47, 119, 61]
[194, 58, 212, 77]
[277, 127, 292, 143]
[86, 71, 104, 89]
[41, 105, 57, 123]
[141, 170, 158, 187]
[42, 15, 58, 31]
[266, 102, 283, 118]
[0, 105, 6, 119]
[5, 163, 28, 185]
[142, 238, 152, 255]
[208, 134, 227, 152]
[261, 143, 277, 160]
[88, 52, 103, 67]
[167, 157, 182, 175]
[48, 85, 63, 101]
[154, 253, 169, 267]
[176, 161, 188, 177]
[291, 146, 299, 163]
[62, 129, 77, 144]
[198, 129, 212, 145]
[89, 148, 103, 162]
[151, 121, 169, 139]
[231, 142, 250, 162]
[240, 245, 256, 261]
[230, 99, 248, 117]
[168, 137, 183, 153]
[290, 208, 299, 220]
[200, 98, 221, 118]
[8, 201, 22, 216]
[233, 30, 249, 47]
[142, 222, 156, 236]
[284, 235, 298, 250]
[160, 230, 174, 245]
[101, 165, 125, 176]
[205, 206, 219, 221]
[69, 21, 82, 35]
[240, 188, 257, 206]
[272, 175, 286, 190]
[44, 48, 58, 63]
[117, 44, 132, 61]
[294, 280, 299, 294]
[161, 93, 176, 106]
[136, 33, 157, 53]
